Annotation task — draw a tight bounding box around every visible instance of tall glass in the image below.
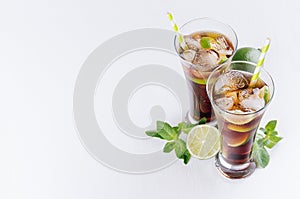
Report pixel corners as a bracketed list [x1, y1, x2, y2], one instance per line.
[174, 18, 238, 124]
[206, 61, 275, 179]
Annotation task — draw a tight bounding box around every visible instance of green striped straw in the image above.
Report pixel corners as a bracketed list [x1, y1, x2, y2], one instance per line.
[167, 12, 188, 50]
[249, 38, 271, 87]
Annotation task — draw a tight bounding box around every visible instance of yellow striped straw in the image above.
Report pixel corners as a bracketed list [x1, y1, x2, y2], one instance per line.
[167, 12, 188, 50]
[249, 38, 271, 87]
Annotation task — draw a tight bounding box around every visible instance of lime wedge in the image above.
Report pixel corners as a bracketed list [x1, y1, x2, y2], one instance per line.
[225, 111, 255, 125]
[186, 125, 220, 159]
[223, 129, 250, 147]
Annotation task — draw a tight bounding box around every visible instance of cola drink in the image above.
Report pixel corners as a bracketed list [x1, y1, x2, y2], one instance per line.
[207, 61, 274, 179]
[213, 70, 268, 165]
[177, 30, 236, 123]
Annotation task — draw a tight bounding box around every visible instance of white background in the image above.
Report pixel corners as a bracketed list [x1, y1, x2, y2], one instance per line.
[1, 0, 299, 198]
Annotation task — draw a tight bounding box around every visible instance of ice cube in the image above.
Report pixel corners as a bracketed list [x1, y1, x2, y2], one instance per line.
[218, 49, 233, 56]
[240, 91, 265, 111]
[214, 71, 249, 94]
[190, 68, 203, 79]
[215, 97, 234, 111]
[182, 50, 196, 62]
[225, 90, 239, 104]
[253, 88, 260, 94]
[238, 88, 253, 101]
[184, 35, 201, 51]
[211, 36, 233, 55]
[192, 49, 219, 67]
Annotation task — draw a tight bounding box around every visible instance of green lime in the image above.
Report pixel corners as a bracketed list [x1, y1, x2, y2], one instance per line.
[232, 47, 261, 63]
[227, 134, 249, 147]
[186, 125, 220, 159]
[188, 76, 206, 85]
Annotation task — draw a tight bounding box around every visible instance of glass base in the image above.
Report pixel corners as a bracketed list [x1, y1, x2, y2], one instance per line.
[215, 153, 256, 179]
[185, 111, 216, 126]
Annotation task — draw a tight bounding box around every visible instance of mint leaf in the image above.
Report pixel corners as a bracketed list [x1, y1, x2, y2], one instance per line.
[158, 129, 176, 140]
[178, 122, 197, 134]
[145, 130, 161, 138]
[261, 120, 282, 149]
[255, 133, 264, 141]
[269, 130, 279, 136]
[145, 119, 206, 165]
[182, 150, 191, 164]
[156, 121, 165, 131]
[178, 117, 207, 134]
[163, 122, 177, 136]
[252, 120, 282, 168]
[175, 139, 186, 158]
[259, 127, 266, 134]
[157, 122, 178, 141]
[252, 141, 270, 168]
[263, 86, 270, 103]
[173, 126, 179, 132]
[198, 117, 207, 124]
[163, 141, 176, 153]
[265, 120, 277, 132]
[200, 37, 211, 49]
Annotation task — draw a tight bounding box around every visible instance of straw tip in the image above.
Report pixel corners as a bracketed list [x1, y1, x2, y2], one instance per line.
[167, 12, 173, 20]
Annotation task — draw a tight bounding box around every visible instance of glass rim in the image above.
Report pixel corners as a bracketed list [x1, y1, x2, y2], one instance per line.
[206, 60, 275, 116]
[173, 17, 238, 68]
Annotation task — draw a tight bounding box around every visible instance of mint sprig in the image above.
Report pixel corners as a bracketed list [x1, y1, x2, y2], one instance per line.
[146, 118, 207, 164]
[147, 118, 282, 167]
[252, 120, 283, 168]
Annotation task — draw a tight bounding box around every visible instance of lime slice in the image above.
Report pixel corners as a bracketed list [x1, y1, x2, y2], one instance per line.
[225, 115, 254, 125]
[227, 123, 257, 133]
[232, 47, 261, 63]
[226, 134, 249, 147]
[186, 125, 220, 159]
[223, 130, 250, 147]
[187, 76, 206, 85]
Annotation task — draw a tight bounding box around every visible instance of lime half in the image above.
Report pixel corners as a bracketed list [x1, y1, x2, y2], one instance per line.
[186, 125, 221, 159]
[232, 47, 261, 63]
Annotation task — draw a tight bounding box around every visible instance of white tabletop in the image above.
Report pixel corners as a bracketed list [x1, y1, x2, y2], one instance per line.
[1, 0, 298, 198]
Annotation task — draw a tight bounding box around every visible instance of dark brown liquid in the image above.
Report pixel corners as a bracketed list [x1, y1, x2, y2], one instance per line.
[180, 31, 234, 122]
[213, 71, 268, 165]
[183, 70, 215, 122]
[218, 114, 263, 165]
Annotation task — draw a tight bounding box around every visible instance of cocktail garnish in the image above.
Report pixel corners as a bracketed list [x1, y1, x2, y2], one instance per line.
[252, 120, 282, 168]
[249, 38, 271, 87]
[146, 118, 207, 164]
